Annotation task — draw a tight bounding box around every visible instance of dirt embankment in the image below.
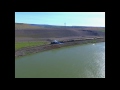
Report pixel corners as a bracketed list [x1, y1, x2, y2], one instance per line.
[15, 38, 105, 58]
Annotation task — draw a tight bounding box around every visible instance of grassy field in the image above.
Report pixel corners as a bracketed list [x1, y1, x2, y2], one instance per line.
[101, 30, 105, 32]
[15, 41, 49, 50]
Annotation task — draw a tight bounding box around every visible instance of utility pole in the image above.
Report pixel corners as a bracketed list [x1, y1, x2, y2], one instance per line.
[64, 23, 66, 26]
[64, 23, 66, 30]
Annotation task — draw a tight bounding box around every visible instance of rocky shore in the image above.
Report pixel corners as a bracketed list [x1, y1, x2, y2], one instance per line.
[15, 38, 105, 58]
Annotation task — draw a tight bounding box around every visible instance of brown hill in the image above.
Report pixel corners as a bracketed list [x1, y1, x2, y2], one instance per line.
[15, 23, 105, 42]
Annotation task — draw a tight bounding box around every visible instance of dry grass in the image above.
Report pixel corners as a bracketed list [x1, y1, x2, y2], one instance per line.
[15, 23, 44, 30]
[15, 23, 105, 42]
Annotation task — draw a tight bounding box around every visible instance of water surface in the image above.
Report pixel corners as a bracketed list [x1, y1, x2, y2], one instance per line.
[15, 42, 105, 78]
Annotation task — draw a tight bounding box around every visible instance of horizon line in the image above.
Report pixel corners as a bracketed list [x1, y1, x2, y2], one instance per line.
[15, 22, 105, 27]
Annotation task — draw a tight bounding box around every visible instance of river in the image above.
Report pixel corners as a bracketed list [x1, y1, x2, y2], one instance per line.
[15, 42, 105, 78]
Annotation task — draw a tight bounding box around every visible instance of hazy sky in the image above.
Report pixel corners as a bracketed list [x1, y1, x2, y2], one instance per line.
[15, 12, 105, 27]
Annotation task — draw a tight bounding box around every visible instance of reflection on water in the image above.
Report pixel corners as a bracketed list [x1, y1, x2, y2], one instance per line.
[15, 42, 105, 78]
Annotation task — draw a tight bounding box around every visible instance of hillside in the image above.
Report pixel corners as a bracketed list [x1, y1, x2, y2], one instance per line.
[15, 23, 105, 42]
[15, 23, 105, 31]
[15, 23, 44, 30]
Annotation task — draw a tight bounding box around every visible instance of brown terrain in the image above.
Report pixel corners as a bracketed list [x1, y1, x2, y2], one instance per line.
[15, 23, 105, 42]
[15, 23, 105, 57]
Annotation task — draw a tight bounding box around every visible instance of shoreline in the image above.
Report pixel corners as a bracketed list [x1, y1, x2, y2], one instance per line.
[15, 38, 105, 58]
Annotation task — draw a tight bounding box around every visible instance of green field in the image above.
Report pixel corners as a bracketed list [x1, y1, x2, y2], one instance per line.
[15, 41, 49, 50]
[101, 30, 105, 32]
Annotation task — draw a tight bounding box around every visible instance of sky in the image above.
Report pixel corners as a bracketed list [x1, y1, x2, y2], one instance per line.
[15, 12, 105, 27]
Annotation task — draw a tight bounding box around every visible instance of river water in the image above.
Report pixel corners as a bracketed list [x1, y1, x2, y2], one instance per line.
[15, 42, 105, 78]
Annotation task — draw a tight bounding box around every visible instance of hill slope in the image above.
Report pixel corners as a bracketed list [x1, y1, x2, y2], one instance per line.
[15, 23, 105, 42]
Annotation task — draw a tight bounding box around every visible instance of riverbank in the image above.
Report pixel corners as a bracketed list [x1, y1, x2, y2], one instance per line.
[15, 38, 105, 58]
